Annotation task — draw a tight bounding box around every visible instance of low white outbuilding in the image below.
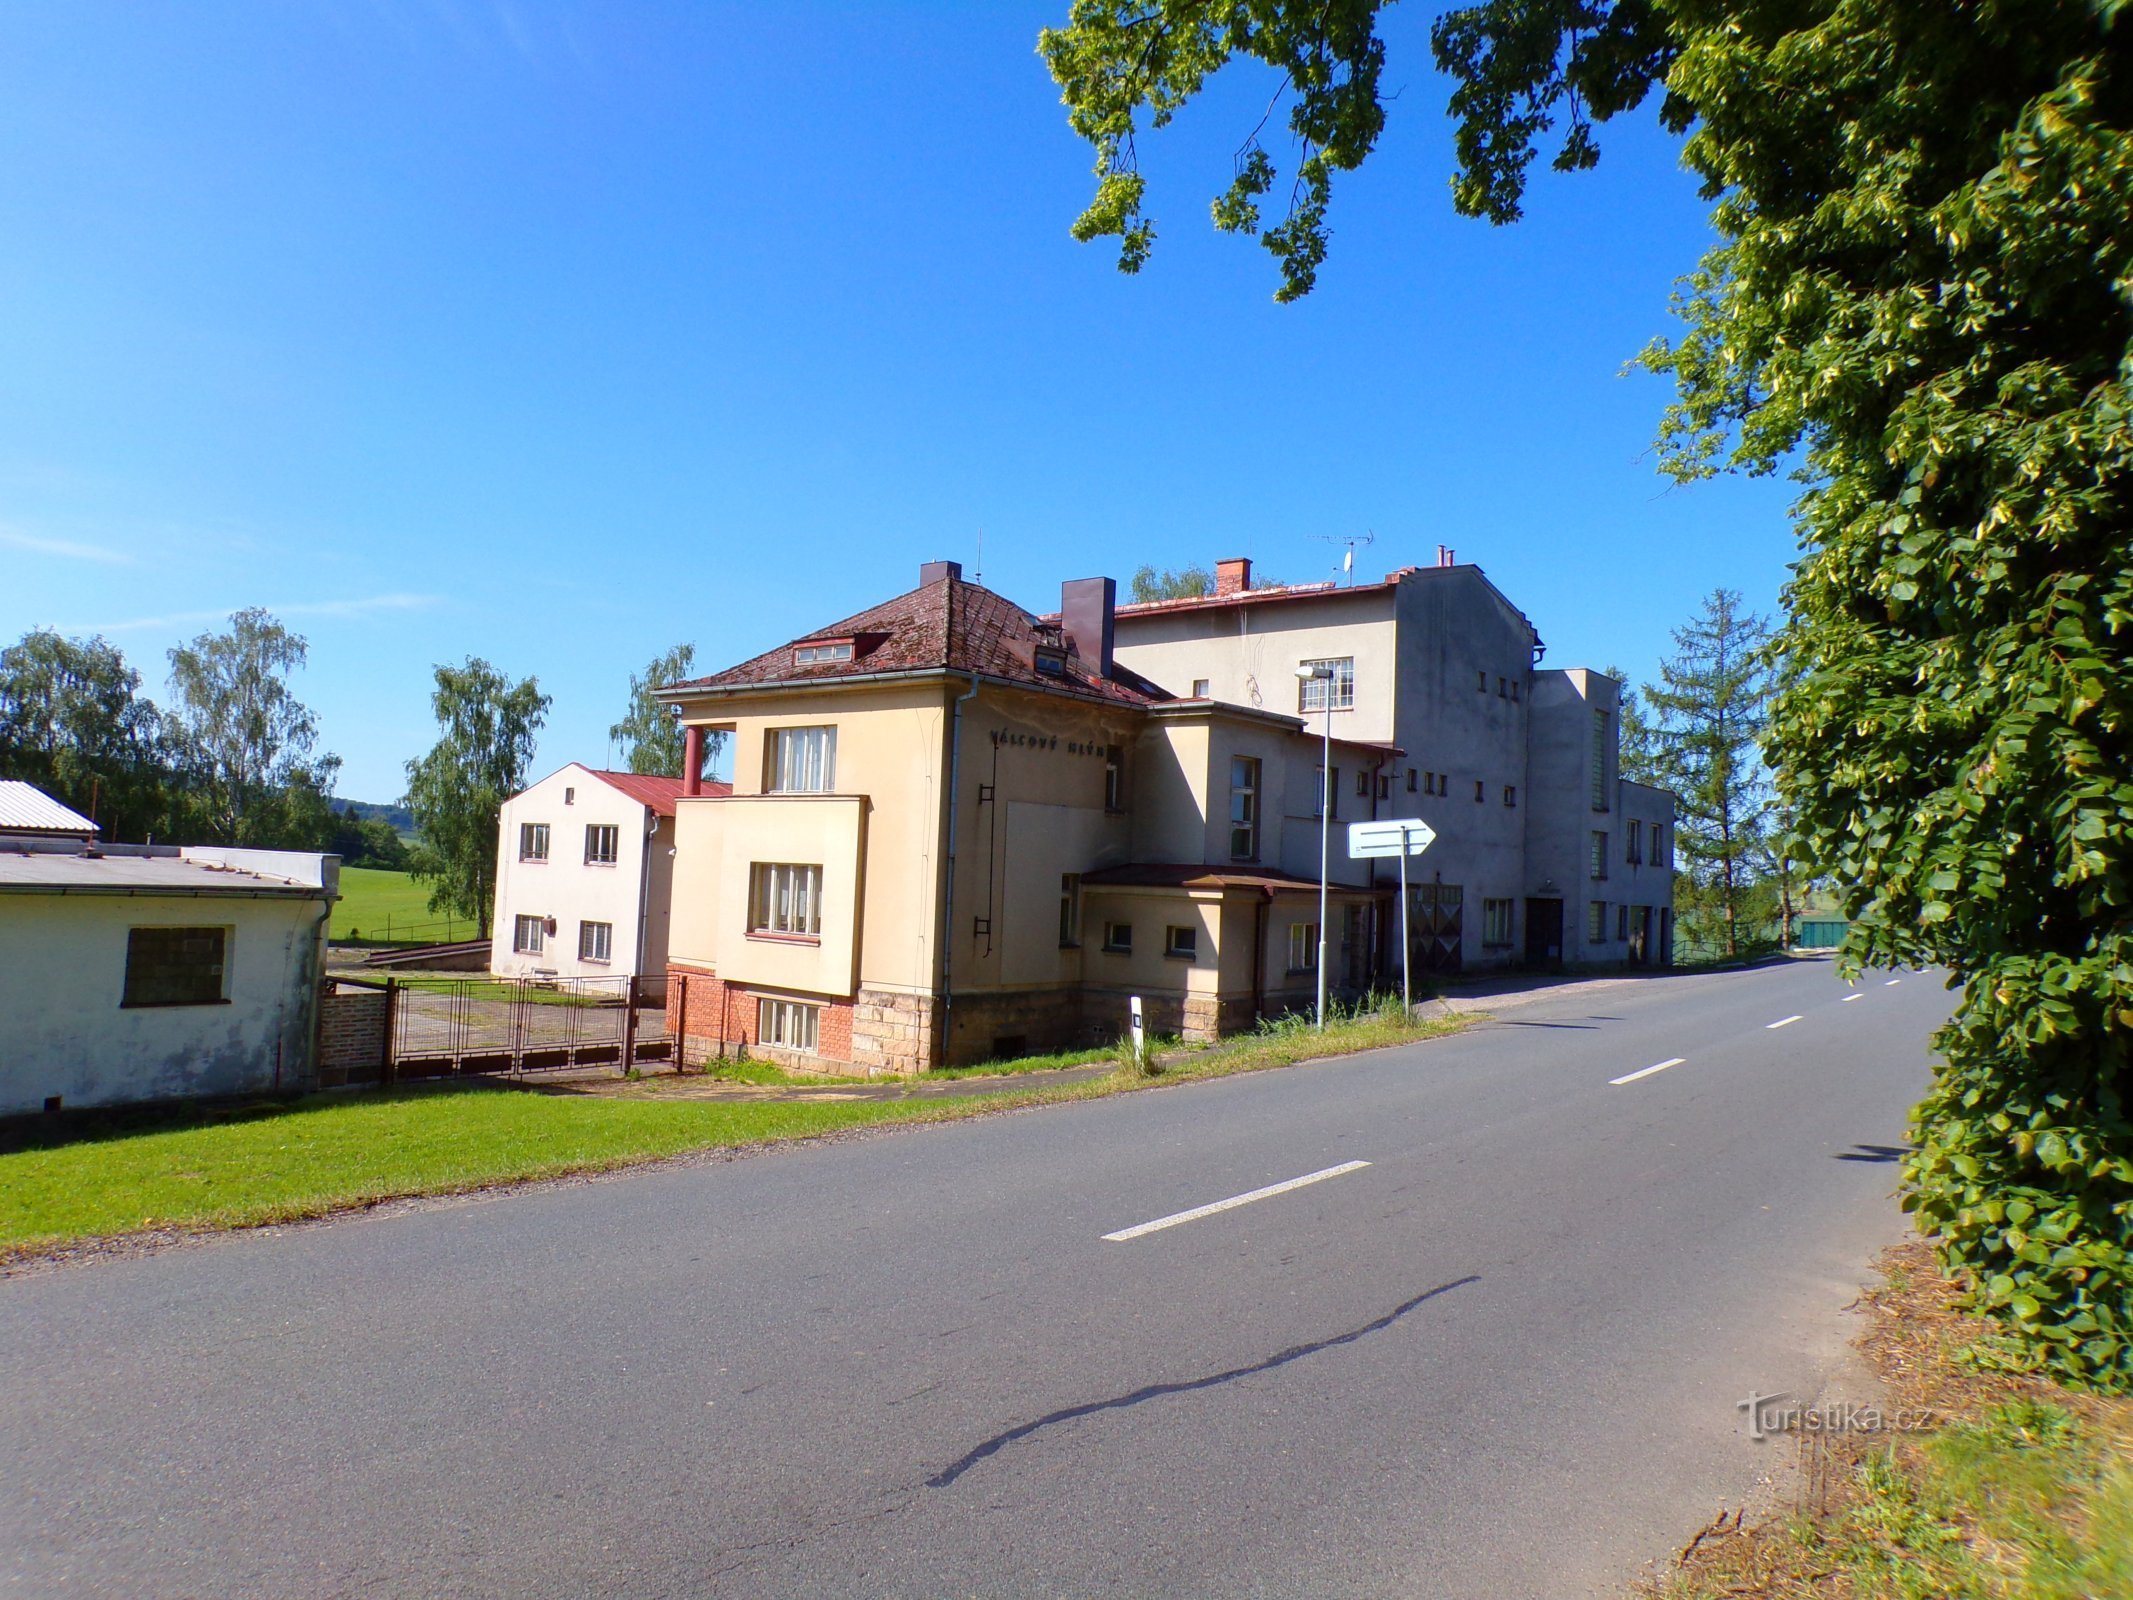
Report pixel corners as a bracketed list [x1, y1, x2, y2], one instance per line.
[0, 828, 338, 1116]
[488, 764, 728, 983]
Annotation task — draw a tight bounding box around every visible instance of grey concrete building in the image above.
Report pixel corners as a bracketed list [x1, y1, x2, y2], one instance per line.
[1109, 554, 1675, 972]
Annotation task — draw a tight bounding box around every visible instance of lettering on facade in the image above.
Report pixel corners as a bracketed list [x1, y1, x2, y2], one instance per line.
[991, 730, 1112, 759]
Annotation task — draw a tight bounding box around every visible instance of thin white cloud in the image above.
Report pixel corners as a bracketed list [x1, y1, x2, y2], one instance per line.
[0, 527, 135, 566]
[71, 593, 444, 634]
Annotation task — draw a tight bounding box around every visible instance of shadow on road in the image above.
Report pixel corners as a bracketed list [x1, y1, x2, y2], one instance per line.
[1834, 1143, 1913, 1163]
[925, 1274, 1481, 1488]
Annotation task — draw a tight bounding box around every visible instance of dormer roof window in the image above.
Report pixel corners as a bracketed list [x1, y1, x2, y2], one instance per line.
[793, 639, 856, 666]
[1033, 644, 1068, 677]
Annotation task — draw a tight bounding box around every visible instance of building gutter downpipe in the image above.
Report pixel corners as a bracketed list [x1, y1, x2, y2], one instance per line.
[939, 669, 980, 1066]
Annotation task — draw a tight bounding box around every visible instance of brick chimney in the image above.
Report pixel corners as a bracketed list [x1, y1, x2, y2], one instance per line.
[1215, 556, 1252, 596]
[920, 560, 963, 585]
[1060, 577, 1116, 679]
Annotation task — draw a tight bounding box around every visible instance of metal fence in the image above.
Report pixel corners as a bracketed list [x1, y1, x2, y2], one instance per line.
[386, 974, 671, 1078]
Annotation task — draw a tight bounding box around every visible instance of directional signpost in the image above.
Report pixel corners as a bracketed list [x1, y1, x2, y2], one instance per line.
[1348, 818, 1437, 1012]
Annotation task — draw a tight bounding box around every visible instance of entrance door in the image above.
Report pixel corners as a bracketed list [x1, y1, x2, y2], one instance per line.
[1414, 883, 1464, 973]
[1629, 906, 1652, 966]
[1524, 897, 1564, 966]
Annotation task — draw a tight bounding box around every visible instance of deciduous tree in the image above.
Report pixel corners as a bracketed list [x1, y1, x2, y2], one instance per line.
[609, 643, 722, 779]
[403, 659, 549, 938]
[165, 609, 340, 847]
[0, 629, 171, 841]
[1129, 564, 1213, 602]
[1042, 0, 2133, 1382]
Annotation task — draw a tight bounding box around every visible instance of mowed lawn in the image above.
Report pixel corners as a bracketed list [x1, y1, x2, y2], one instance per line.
[331, 866, 473, 943]
[0, 1087, 949, 1255]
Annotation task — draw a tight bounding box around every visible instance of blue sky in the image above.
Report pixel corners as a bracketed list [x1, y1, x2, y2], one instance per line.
[0, 2, 1798, 802]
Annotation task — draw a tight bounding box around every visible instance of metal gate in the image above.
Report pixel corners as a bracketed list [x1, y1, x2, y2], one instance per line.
[388, 975, 672, 1078]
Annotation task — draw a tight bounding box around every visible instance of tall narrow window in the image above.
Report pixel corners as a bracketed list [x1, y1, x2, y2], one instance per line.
[519, 822, 549, 862]
[1627, 819, 1643, 864]
[1592, 708, 1611, 811]
[1298, 657, 1356, 712]
[1591, 831, 1610, 881]
[513, 914, 546, 954]
[1314, 766, 1341, 820]
[748, 863, 823, 937]
[1104, 746, 1124, 811]
[1058, 874, 1080, 947]
[1229, 756, 1261, 861]
[1482, 899, 1514, 948]
[584, 823, 619, 864]
[1589, 900, 1609, 941]
[768, 726, 837, 793]
[1288, 922, 1318, 972]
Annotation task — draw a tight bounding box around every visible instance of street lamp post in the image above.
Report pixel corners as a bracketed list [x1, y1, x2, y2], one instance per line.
[1296, 663, 1335, 1029]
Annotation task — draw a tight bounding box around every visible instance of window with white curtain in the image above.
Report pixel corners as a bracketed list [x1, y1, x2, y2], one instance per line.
[749, 863, 823, 937]
[767, 726, 837, 793]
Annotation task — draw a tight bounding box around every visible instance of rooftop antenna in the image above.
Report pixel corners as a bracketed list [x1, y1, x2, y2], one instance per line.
[974, 527, 983, 586]
[1314, 530, 1376, 586]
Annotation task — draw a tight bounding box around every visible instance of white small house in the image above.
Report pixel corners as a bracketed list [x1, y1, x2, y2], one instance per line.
[0, 819, 337, 1116]
[489, 765, 728, 984]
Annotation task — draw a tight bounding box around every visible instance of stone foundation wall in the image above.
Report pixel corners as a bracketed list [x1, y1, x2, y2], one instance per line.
[942, 986, 1100, 1067]
[852, 989, 939, 1076]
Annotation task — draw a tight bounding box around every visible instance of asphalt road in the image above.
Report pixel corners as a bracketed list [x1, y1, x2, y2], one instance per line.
[2, 958, 1952, 1599]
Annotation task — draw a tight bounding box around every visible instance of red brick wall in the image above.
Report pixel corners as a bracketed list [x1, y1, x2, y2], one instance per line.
[667, 964, 854, 1069]
[317, 986, 390, 1087]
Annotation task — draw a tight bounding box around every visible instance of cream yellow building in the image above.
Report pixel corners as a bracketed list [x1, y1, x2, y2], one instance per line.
[658, 562, 1391, 1074]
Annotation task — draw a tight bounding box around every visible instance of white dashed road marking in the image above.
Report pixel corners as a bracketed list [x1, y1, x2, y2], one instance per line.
[1102, 1161, 1372, 1242]
[1843, 994, 1864, 1003]
[1767, 1015, 1803, 1030]
[1611, 1058, 1686, 1086]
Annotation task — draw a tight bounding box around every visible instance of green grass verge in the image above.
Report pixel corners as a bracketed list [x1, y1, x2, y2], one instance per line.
[0, 1007, 1463, 1257]
[330, 867, 474, 945]
[0, 1088, 956, 1255]
[1650, 1240, 2133, 1600]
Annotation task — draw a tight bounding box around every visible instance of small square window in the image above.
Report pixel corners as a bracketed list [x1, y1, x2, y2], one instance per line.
[1191, 678, 1210, 698]
[1102, 921, 1133, 953]
[519, 822, 549, 862]
[1165, 924, 1198, 960]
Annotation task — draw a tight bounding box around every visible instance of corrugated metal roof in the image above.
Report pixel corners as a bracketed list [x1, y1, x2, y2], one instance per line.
[0, 781, 98, 836]
[0, 852, 324, 895]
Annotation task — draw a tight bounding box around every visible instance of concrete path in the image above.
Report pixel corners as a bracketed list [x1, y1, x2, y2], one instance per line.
[1, 958, 1948, 1598]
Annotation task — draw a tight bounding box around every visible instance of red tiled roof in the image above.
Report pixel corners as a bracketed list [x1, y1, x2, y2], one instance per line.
[669, 577, 1172, 708]
[584, 769, 728, 817]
